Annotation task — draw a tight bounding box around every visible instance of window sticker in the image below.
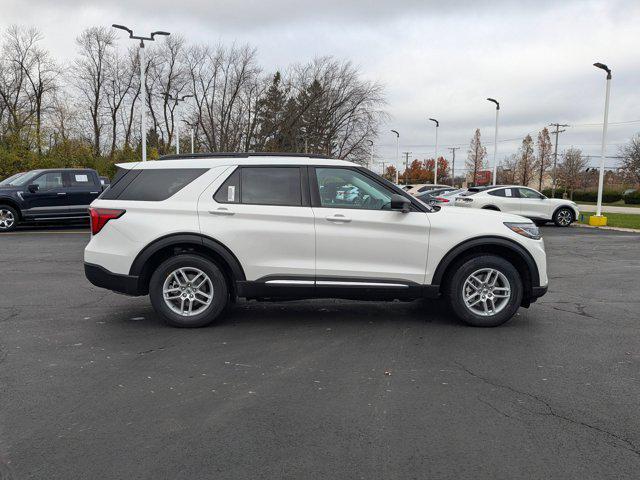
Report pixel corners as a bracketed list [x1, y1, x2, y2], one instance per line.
[75, 174, 89, 182]
[227, 185, 236, 202]
[505, 189, 512, 197]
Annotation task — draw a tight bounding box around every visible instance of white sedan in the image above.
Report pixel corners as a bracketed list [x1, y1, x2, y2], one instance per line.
[455, 186, 580, 227]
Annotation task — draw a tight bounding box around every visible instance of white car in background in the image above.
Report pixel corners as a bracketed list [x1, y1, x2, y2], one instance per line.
[455, 186, 579, 227]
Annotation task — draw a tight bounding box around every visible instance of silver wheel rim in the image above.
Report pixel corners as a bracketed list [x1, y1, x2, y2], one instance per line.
[0, 209, 15, 229]
[463, 268, 511, 317]
[162, 267, 214, 317]
[557, 209, 572, 226]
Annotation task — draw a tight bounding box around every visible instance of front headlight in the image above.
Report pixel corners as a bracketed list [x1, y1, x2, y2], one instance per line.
[504, 222, 541, 240]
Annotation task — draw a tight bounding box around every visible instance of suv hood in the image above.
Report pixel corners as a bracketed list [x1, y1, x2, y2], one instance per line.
[439, 204, 532, 224]
[0, 185, 20, 192]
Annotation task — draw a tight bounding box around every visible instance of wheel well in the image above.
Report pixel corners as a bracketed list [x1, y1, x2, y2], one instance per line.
[137, 243, 239, 298]
[482, 205, 500, 211]
[438, 244, 534, 306]
[0, 199, 21, 220]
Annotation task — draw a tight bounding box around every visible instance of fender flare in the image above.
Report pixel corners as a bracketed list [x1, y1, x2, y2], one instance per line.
[129, 233, 246, 281]
[481, 205, 501, 211]
[431, 236, 540, 288]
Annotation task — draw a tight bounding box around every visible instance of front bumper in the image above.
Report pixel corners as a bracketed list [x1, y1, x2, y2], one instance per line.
[84, 262, 144, 296]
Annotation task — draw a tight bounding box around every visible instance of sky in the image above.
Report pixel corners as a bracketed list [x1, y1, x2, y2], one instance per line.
[3, 0, 639, 175]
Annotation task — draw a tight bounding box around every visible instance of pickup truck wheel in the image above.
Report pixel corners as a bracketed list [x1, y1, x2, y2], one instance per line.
[447, 255, 523, 327]
[553, 207, 573, 227]
[149, 254, 229, 328]
[0, 206, 18, 232]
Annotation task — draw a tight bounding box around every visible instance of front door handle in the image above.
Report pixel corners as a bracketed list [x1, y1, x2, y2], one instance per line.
[209, 208, 235, 216]
[326, 214, 351, 223]
[57, 192, 67, 196]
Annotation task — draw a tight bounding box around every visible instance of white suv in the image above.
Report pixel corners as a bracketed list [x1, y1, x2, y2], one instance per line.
[455, 186, 580, 227]
[84, 154, 548, 328]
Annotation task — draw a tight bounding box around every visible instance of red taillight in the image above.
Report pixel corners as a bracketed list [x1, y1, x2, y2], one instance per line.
[89, 208, 125, 235]
[435, 197, 449, 203]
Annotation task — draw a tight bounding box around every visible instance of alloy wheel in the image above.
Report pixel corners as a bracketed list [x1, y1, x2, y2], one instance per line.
[557, 209, 572, 226]
[462, 268, 511, 317]
[0, 209, 15, 230]
[162, 267, 214, 316]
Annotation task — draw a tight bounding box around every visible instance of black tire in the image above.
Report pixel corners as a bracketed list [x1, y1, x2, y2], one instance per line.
[447, 255, 523, 327]
[0, 205, 19, 232]
[482, 206, 500, 211]
[149, 254, 229, 328]
[533, 219, 547, 226]
[553, 207, 573, 227]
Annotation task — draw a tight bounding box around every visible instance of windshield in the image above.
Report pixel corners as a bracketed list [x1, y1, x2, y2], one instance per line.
[0, 172, 26, 186]
[12, 171, 42, 186]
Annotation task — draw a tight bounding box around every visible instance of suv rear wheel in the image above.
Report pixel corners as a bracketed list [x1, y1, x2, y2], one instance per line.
[447, 255, 523, 327]
[0, 206, 18, 232]
[149, 254, 229, 327]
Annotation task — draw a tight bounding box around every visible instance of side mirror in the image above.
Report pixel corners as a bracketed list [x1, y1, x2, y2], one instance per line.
[28, 184, 39, 193]
[390, 194, 411, 213]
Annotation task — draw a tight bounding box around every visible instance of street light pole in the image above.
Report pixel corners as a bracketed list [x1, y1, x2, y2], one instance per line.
[391, 130, 400, 184]
[487, 98, 499, 185]
[593, 62, 612, 220]
[429, 118, 439, 184]
[190, 128, 194, 154]
[166, 94, 193, 155]
[112, 25, 170, 161]
[367, 140, 374, 170]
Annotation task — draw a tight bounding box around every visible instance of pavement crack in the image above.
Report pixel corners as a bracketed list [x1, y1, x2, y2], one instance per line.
[477, 395, 512, 418]
[454, 361, 640, 457]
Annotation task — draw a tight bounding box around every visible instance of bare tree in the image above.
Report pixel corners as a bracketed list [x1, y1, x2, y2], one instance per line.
[536, 127, 552, 191]
[515, 134, 536, 186]
[74, 27, 116, 156]
[620, 134, 640, 185]
[558, 147, 588, 198]
[104, 48, 137, 157]
[498, 155, 517, 184]
[466, 128, 487, 185]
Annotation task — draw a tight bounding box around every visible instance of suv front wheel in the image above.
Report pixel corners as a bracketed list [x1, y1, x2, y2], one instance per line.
[447, 255, 523, 327]
[0, 206, 18, 232]
[149, 254, 229, 327]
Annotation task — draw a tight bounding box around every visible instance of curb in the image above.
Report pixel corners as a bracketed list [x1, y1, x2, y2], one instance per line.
[572, 223, 640, 233]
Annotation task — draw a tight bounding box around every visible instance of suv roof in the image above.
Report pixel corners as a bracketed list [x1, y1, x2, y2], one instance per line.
[159, 152, 332, 161]
[120, 154, 357, 170]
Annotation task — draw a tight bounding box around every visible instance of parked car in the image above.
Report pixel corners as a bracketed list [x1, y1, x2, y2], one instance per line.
[99, 176, 110, 188]
[84, 153, 548, 328]
[455, 185, 579, 227]
[416, 188, 465, 206]
[0, 168, 104, 232]
[404, 184, 451, 196]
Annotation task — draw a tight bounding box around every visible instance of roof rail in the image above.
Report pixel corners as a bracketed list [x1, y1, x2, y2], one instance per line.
[159, 152, 333, 161]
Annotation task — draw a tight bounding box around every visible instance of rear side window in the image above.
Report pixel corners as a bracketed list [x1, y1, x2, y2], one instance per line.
[67, 171, 93, 187]
[102, 168, 207, 201]
[489, 189, 506, 197]
[214, 167, 302, 206]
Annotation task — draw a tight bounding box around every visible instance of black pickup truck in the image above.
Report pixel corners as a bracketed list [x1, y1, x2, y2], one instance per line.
[0, 168, 105, 232]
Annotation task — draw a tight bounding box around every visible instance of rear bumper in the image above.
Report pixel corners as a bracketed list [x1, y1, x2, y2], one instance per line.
[84, 262, 143, 296]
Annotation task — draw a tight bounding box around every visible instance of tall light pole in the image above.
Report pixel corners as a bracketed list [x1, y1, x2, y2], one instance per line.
[391, 130, 400, 184]
[592, 62, 612, 222]
[367, 140, 374, 170]
[166, 94, 193, 155]
[429, 118, 439, 184]
[487, 98, 499, 185]
[112, 25, 170, 161]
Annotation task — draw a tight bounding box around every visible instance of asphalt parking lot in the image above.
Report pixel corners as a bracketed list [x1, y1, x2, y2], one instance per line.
[1, 226, 639, 479]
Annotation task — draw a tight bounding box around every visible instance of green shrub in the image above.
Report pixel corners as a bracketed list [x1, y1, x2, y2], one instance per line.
[572, 190, 622, 203]
[625, 191, 640, 204]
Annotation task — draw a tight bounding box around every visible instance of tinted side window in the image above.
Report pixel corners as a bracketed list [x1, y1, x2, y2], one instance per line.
[214, 169, 240, 204]
[112, 169, 207, 201]
[241, 167, 301, 206]
[315, 168, 393, 210]
[67, 171, 93, 187]
[519, 188, 543, 199]
[488, 189, 505, 197]
[33, 172, 63, 189]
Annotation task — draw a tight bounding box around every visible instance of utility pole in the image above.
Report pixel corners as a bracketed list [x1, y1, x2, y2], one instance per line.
[391, 130, 400, 184]
[448, 147, 460, 187]
[378, 161, 388, 177]
[549, 123, 568, 197]
[402, 152, 412, 184]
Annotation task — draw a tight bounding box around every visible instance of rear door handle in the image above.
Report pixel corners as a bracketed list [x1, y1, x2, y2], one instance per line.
[209, 208, 235, 216]
[326, 214, 351, 223]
